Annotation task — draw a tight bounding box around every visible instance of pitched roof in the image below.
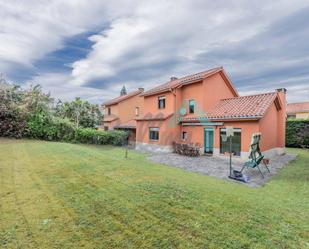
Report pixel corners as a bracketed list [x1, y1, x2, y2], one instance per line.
[114, 119, 137, 129]
[287, 101, 309, 114]
[102, 115, 119, 122]
[136, 112, 174, 121]
[140, 67, 237, 97]
[102, 88, 144, 106]
[180, 92, 278, 121]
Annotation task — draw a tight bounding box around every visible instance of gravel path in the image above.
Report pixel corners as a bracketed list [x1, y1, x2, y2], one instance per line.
[147, 153, 297, 187]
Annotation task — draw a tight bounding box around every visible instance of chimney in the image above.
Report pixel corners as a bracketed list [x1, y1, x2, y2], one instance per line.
[170, 76, 178, 81]
[275, 88, 287, 149]
[276, 88, 287, 94]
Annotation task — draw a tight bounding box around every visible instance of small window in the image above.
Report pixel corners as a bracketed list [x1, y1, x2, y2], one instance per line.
[149, 127, 159, 141]
[158, 96, 166, 109]
[107, 107, 111, 115]
[135, 107, 139, 116]
[182, 131, 187, 140]
[104, 126, 108, 131]
[189, 99, 195, 114]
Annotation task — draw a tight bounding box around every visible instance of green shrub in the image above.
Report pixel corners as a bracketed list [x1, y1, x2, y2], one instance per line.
[0, 107, 28, 138]
[0, 81, 126, 146]
[75, 128, 128, 146]
[286, 119, 309, 148]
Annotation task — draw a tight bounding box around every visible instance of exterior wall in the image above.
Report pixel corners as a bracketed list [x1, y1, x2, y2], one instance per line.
[137, 71, 239, 147]
[101, 119, 119, 130]
[180, 121, 260, 158]
[143, 91, 175, 116]
[296, 112, 309, 119]
[259, 103, 279, 151]
[180, 82, 204, 114]
[104, 104, 119, 116]
[135, 74, 286, 159]
[102, 93, 144, 130]
[180, 120, 286, 159]
[258, 91, 286, 153]
[180, 125, 205, 145]
[136, 116, 179, 147]
[175, 72, 237, 116]
[118, 95, 144, 123]
[202, 73, 237, 111]
[215, 121, 260, 157]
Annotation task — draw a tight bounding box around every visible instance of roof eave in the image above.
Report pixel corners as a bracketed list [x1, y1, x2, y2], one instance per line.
[180, 116, 262, 122]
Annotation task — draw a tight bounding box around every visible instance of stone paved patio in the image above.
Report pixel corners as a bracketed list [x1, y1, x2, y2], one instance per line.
[147, 152, 297, 187]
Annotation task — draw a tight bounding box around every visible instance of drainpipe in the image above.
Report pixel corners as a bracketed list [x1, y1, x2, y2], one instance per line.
[169, 87, 177, 124]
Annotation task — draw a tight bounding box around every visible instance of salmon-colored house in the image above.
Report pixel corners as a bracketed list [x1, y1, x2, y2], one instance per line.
[287, 102, 309, 119]
[101, 88, 144, 145]
[134, 67, 286, 159]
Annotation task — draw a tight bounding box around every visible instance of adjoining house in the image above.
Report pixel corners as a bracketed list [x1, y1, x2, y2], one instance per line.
[287, 101, 309, 119]
[101, 87, 144, 145]
[135, 67, 286, 159]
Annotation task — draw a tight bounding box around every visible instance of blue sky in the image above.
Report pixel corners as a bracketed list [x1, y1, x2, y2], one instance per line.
[0, 1, 309, 103]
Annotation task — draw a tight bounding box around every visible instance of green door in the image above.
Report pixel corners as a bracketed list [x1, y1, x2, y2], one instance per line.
[204, 128, 214, 153]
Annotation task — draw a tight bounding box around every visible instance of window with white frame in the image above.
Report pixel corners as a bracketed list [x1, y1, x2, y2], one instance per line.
[189, 99, 195, 114]
[149, 127, 159, 141]
[135, 107, 139, 116]
[158, 96, 166, 109]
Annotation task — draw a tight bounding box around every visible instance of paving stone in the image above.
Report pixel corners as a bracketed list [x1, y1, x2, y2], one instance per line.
[146, 152, 297, 187]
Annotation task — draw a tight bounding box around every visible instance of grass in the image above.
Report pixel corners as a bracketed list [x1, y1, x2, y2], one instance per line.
[0, 139, 308, 249]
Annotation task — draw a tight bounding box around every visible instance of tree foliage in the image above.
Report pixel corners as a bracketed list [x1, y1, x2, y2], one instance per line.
[286, 119, 309, 148]
[0, 80, 128, 145]
[55, 97, 102, 128]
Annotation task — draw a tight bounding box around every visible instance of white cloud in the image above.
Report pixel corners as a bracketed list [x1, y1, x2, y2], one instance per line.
[1, 0, 309, 103]
[0, 0, 135, 68]
[25, 72, 107, 103]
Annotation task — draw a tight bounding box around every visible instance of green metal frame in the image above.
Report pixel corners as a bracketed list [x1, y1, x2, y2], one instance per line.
[241, 134, 270, 178]
[204, 128, 214, 153]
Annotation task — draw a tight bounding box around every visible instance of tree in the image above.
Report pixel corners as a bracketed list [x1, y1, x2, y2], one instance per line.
[55, 97, 103, 128]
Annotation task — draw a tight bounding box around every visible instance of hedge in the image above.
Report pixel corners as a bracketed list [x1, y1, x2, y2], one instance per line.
[75, 128, 128, 146]
[1, 112, 128, 146]
[286, 119, 309, 148]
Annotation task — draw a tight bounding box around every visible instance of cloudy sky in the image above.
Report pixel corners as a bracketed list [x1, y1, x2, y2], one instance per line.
[1, 0, 309, 103]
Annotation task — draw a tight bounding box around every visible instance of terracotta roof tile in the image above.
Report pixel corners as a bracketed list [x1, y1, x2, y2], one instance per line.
[102, 88, 143, 106]
[102, 115, 119, 122]
[287, 102, 309, 114]
[114, 119, 137, 129]
[140, 67, 223, 97]
[136, 112, 174, 121]
[180, 92, 278, 121]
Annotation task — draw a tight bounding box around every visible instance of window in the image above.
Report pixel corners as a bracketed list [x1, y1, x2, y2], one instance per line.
[149, 127, 159, 141]
[107, 107, 111, 115]
[158, 96, 166, 109]
[182, 131, 187, 140]
[189, 99, 195, 114]
[135, 107, 139, 116]
[104, 126, 108, 131]
[220, 128, 241, 156]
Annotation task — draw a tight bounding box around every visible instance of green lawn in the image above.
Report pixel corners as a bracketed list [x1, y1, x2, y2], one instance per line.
[0, 139, 308, 249]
